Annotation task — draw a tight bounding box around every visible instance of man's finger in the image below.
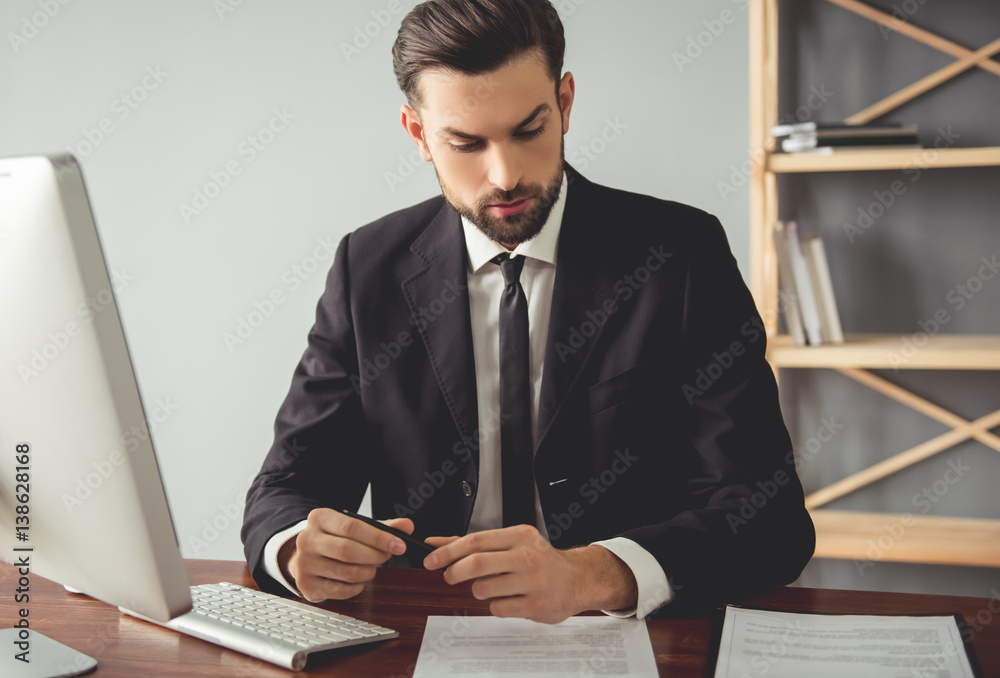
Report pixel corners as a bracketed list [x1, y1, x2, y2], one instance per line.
[424, 525, 542, 569]
[308, 507, 407, 556]
[307, 532, 398, 566]
[381, 517, 415, 534]
[441, 549, 531, 585]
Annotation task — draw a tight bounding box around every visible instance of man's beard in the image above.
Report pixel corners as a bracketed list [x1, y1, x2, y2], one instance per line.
[434, 138, 565, 248]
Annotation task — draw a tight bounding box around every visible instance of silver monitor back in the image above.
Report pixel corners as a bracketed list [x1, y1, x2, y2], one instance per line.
[0, 154, 191, 622]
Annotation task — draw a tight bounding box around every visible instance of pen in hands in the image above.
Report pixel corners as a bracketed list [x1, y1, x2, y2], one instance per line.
[283, 507, 440, 603]
[280, 511, 637, 619]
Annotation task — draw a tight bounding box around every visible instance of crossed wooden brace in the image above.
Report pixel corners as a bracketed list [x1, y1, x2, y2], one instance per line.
[824, 0, 1000, 124]
[806, 367, 1000, 509]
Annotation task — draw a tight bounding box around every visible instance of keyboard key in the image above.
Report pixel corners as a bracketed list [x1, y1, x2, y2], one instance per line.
[180, 581, 398, 665]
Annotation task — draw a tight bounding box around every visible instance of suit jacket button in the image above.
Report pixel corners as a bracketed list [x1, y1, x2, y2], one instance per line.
[461, 481, 473, 497]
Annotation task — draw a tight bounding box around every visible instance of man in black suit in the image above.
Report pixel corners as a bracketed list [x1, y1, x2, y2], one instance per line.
[242, 0, 814, 623]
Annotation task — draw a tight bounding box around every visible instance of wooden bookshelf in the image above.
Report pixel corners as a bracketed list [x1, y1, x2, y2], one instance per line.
[768, 334, 1000, 370]
[749, 0, 1000, 569]
[768, 146, 1000, 173]
[811, 510, 1000, 567]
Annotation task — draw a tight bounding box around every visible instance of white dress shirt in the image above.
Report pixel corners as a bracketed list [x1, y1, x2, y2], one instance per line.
[264, 171, 674, 618]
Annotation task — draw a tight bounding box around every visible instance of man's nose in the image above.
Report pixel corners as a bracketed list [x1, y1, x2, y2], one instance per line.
[486, 144, 523, 192]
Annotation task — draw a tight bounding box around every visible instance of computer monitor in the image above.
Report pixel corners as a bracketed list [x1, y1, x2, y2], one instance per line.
[0, 154, 191, 623]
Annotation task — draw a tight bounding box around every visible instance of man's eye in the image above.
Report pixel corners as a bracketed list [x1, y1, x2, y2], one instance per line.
[448, 126, 546, 154]
[450, 140, 482, 153]
[516, 126, 545, 139]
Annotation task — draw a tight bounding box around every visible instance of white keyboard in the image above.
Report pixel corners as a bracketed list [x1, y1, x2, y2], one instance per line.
[122, 581, 398, 671]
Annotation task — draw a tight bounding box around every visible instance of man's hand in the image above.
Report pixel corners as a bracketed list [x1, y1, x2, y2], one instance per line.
[280, 508, 414, 603]
[422, 525, 639, 624]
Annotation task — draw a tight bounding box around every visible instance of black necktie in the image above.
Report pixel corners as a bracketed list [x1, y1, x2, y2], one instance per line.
[493, 254, 536, 528]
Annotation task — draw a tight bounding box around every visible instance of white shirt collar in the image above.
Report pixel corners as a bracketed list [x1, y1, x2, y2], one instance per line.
[461, 171, 567, 274]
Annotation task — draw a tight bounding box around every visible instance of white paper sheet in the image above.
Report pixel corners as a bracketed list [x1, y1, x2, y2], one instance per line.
[713, 606, 976, 678]
[412, 615, 658, 677]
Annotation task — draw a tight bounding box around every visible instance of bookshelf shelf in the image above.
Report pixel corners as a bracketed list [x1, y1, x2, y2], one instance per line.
[750, 0, 1000, 569]
[767, 146, 1000, 173]
[767, 334, 1000, 370]
[811, 510, 1000, 567]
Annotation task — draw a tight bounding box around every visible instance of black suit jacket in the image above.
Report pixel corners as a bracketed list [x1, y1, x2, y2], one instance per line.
[242, 164, 815, 606]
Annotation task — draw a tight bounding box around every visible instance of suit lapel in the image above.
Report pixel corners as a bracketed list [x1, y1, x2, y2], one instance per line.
[536, 165, 620, 452]
[401, 202, 480, 468]
[400, 166, 618, 466]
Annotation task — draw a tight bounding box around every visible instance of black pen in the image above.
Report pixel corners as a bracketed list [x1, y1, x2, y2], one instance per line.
[340, 508, 436, 563]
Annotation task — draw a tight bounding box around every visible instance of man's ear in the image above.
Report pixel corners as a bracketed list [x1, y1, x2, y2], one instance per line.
[401, 104, 433, 162]
[557, 71, 576, 135]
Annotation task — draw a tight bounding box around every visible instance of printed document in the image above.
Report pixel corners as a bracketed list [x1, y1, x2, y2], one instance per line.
[413, 615, 658, 677]
[713, 606, 976, 678]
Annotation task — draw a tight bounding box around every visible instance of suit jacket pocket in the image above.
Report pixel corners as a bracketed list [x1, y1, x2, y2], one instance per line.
[586, 363, 648, 414]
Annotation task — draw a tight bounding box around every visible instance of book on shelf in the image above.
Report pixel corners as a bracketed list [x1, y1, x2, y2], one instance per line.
[782, 133, 920, 153]
[771, 223, 807, 346]
[801, 235, 844, 344]
[773, 222, 844, 346]
[773, 122, 920, 154]
[770, 120, 910, 137]
[781, 144, 923, 155]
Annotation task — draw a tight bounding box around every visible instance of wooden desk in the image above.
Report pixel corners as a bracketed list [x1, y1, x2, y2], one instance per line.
[2, 559, 998, 676]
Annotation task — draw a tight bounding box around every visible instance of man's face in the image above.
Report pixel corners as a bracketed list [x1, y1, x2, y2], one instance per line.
[402, 53, 575, 248]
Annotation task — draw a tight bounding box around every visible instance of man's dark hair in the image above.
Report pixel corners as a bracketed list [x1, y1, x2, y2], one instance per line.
[392, 0, 565, 109]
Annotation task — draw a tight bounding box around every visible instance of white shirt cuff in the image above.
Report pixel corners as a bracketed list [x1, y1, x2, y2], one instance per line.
[591, 537, 675, 620]
[262, 519, 310, 597]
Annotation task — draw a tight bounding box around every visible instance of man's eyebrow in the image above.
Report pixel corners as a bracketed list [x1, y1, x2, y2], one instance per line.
[437, 103, 552, 140]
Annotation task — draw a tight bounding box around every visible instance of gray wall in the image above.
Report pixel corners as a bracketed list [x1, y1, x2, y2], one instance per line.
[777, 0, 1000, 597]
[0, 1, 751, 560]
[10, 0, 989, 600]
